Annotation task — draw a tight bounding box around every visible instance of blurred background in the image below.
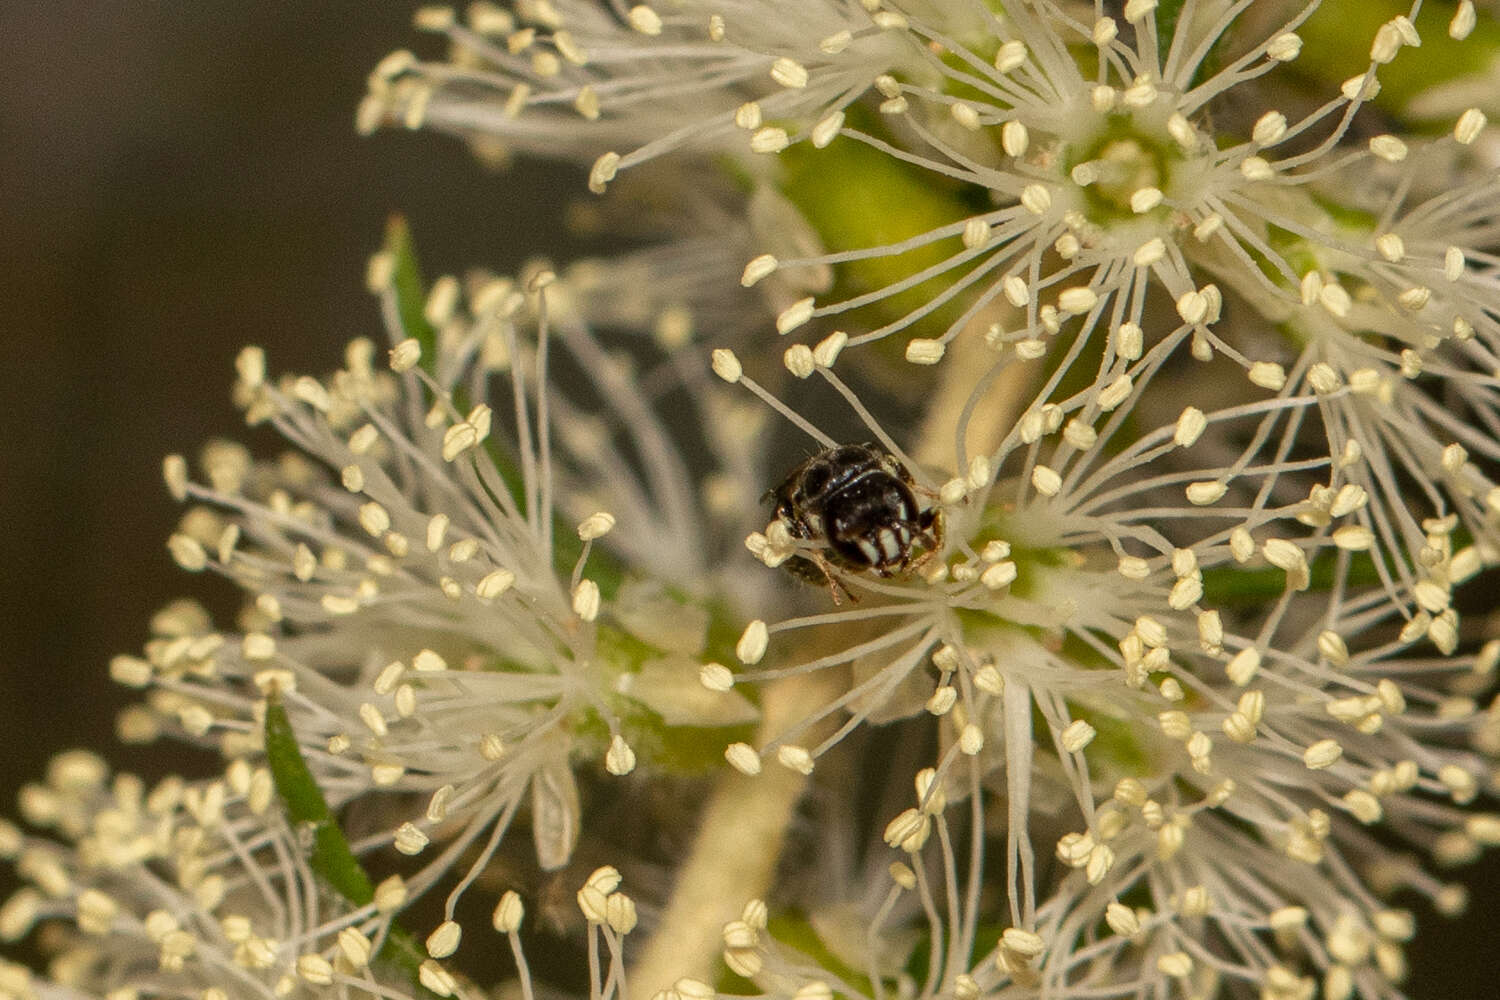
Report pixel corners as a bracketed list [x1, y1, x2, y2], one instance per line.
[0, 3, 1494, 995]
[0, 3, 582, 787]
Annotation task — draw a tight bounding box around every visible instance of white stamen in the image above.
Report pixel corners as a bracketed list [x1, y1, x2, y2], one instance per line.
[776, 745, 814, 774]
[770, 58, 809, 89]
[1451, 2, 1476, 40]
[736, 620, 769, 664]
[1061, 720, 1096, 753]
[1248, 362, 1287, 391]
[1002, 121, 1029, 157]
[813, 331, 847, 368]
[572, 580, 600, 621]
[994, 41, 1027, 72]
[751, 127, 790, 153]
[1130, 187, 1163, 213]
[905, 339, 945, 364]
[577, 511, 616, 540]
[1304, 739, 1343, 769]
[1031, 466, 1062, 497]
[1369, 134, 1407, 162]
[426, 921, 461, 958]
[588, 152, 620, 193]
[627, 6, 662, 35]
[776, 298, 815, 335]
[725, 743, 761, 775]
[741, 254, 777, 287]
[784, 344, 815, 378]
[711, 348, 742, 383]
[1020, 185, 1052, 215]
[1268, 32, 1303, 60]
[811, 111, 844, 148]
[1455, 108, 1487, 145]
[1252, 111, 1287, 146]
[605, 735, 636, 775]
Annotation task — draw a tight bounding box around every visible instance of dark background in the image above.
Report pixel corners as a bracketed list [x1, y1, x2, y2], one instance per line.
[0, 4, 580, 784]
[0, 3, 1495, 995]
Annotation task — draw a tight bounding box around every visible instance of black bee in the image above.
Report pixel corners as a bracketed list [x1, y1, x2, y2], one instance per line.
[768, 442, 942, 601]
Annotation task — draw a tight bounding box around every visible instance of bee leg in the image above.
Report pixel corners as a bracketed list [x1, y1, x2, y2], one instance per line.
[898, 509, 945, 574]
[920, 507, 944, 551]
[784, 550, 858, 604]
[906, 546, 937, 575]
[809, 551, 858, 605]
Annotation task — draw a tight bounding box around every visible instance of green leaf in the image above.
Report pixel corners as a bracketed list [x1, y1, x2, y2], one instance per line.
[765, 910, 878, 998]
[265, 697, 376, 906]
[380, 222, 628, 595]
[264, 696, 437, 995]
[384, 215, 438, 372]
[1201, 547, 1381, 605]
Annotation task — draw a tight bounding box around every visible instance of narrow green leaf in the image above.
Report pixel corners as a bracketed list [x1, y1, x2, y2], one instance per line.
[265, 698, 375, 905]
[384, 215, 438, 371]
[382, 221, 629, 596]
[264, 696, 437, 995]
[765, 910, 877, 998]
[1201, 548, 1381, 606]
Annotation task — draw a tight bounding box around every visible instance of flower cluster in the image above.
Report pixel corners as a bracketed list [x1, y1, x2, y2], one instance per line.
[9, 3, 1500, 1000]
[0, 750, 469, 1000]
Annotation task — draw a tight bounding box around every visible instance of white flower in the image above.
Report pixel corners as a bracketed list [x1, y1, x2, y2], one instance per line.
[368, 3, 1500, 583]
[733, 0, 1500, 582]
[710, 595, 1500, 1000]
[721, 340, 1335, 765]
[0, 752, 461, 1000]
[713, 345, 1499, 998]
[360, 1, 919, 187]
[140, 259, 760, 925]
[14, 6, 1500, 1000]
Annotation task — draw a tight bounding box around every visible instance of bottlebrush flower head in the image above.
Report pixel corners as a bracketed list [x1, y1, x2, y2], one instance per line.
[366, 2, 1500, 589]
[0, 752, 472, 1000]
[121, 249, 761, 936]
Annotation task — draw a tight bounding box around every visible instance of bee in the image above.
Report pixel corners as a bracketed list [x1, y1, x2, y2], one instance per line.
[768, 442, 942, 601]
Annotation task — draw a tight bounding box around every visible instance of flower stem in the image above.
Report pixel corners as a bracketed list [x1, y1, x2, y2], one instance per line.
[628, 671, 842, 999]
